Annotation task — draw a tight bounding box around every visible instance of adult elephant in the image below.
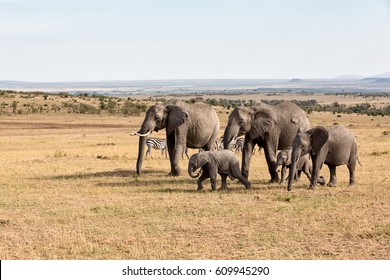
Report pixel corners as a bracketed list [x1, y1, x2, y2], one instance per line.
[223, 101, 310, 182]
[133, 99, 220, 176]
[287, 125, 359, 191]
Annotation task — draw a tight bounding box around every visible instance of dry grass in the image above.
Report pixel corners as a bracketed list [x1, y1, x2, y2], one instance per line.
[0, 96, 389, 260]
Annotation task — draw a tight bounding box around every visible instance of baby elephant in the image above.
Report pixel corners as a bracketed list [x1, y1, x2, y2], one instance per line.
[275, 150, 312, 183]
[276, 149, 326, 185]
[188, 150, 251, 191]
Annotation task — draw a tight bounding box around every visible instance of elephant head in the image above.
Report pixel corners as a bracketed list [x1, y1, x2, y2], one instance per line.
[287, 127, 329, 191]
[276, 150, 291, 167]
[188, 152, 208, 178]
[223, 104, 277, 149]
[135, 104, 188, 175]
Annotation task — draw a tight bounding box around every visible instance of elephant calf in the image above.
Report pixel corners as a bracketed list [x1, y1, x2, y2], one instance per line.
[288, 125, 360, 191]
[188, 150, 251, 191]
[275, 150, 325, 184]
[276, 150, 311, 183]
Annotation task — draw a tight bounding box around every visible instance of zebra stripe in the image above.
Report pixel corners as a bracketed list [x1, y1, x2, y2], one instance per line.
[145, 137, 167, 159]
[233, 137, 244, 153]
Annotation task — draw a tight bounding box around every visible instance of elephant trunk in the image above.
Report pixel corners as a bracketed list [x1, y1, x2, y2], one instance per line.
[223, 123, 239, 150]
[136, 135, 147, 175]
[287, 148, 301, 191]
[188, 164, 201, 178]
[136, 122, 153, 175]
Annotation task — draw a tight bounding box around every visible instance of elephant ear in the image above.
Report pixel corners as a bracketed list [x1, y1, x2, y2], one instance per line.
[197, 152, 209, 168]
[285, 151, 292, 165]
[165, 105, 189, 135]
[249, 106, 277, 138]
[307, 126, 329, 155]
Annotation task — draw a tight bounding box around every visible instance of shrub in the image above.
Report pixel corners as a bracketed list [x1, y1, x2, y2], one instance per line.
[121, 101, 147, 116]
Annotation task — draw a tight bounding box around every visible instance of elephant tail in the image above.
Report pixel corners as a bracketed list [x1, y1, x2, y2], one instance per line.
[357, 156, 363, 167]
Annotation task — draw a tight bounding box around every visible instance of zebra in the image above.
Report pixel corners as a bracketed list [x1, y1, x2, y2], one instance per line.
[233, 137, 244, 153]
[231, 137, 262, 154]
[182, 147, 189, 159]
[214, 136, 224, 151]
[145, 137, 167, 159]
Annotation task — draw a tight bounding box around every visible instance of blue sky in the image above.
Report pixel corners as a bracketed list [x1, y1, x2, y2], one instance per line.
[1, 0, 390, 81]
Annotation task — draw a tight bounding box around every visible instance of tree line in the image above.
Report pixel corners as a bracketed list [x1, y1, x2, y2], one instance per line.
[1, 90, 390, 116]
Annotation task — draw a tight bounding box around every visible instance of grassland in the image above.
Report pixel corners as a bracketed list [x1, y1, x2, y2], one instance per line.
[0, 92, 389, 259]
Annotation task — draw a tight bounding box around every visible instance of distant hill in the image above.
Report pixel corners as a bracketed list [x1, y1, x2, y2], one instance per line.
[362, 77, 390, 83]
[371, 71, 390, 78]
[334, 75, 364, 80]
[287, 78, 305, 83]
[371, 78, 390, 84]
[1, 78, 389, 95]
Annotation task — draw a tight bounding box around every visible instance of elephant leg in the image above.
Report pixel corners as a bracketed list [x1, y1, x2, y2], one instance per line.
[294, 169, 302, 182]
[219, 174, 228, 190]
[263, 140, 279, 183]
[327, 165, 337, 187]
[231, 163, 251, 189]
[241, 139, 255, 179]
[302, 163, 311, 181]
[145, 146, 152, 159]
[171, 129, 188, 176]
[237, 175, 251, 189]
[209, 174, 217, 191]
[348, 155, 357, 187]
[310, 155, 324, 190]
[297, 169, 302, 180]
[281, 166, 288, 183]
[197, 169, 209, 191]
[166, 133, 179, 175]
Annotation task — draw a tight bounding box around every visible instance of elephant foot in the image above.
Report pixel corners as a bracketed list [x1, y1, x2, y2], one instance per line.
[308, 185, 316, 190]
[197, 186, 204, 191]
[349, 182, 357, 187]
[327, 182, 337, 187]
[218, 186, 228, 191]
[168, 170, 180, 176]
[318, 176, 326, 186]
[269, 178, 279, 183]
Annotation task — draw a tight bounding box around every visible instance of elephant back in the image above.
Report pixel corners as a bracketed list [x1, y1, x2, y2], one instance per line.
[325, 125, 357, 165]
[274, 102, 310, 150]
[183, 102, 220, 149]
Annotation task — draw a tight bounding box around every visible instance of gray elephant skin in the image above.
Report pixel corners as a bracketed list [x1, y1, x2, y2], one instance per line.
[188, 150, 251, 191]
[223, 101, 310, 182]
[134, 99, 220, 176]
[287, 125, 359, 191]
[276, 150, 312, 183]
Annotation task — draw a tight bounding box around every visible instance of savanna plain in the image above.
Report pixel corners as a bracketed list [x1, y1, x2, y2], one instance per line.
[0, 91, 389, 259]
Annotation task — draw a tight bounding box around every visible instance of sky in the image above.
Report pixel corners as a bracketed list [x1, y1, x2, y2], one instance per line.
[1, 0, 390, 82]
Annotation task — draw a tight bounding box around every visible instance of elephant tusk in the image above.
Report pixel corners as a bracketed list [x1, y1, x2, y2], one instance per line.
[189, 167, 203, 178]
[130, 131, 152, 137]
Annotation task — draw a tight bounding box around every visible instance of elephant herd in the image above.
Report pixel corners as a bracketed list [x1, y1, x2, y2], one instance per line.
[132, 99, 360, 191]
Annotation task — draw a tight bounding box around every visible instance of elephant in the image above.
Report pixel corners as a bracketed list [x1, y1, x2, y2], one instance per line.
[223, 101, 310, 182]
[276, 150, 310, 183]
[188, 150, 251, 191]
[287, 125, 359, 191]
[275, 149, 325, 184]
[132, 99, 220, 176]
